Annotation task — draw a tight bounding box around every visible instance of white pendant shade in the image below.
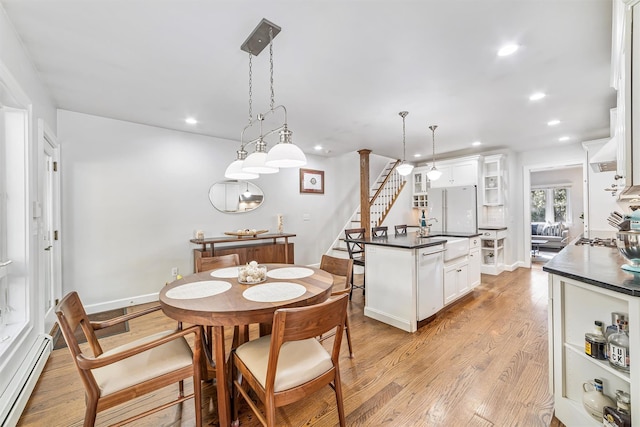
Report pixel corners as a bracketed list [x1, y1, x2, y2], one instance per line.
[242, 152, 279, 174]
[396, 162, 414, 176]
[225, 159, 259, 180]
[265, 143, 307, 168]
[426, 167, 442, 181]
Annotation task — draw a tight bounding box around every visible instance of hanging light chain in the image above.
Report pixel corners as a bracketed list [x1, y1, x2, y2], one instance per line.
[248, 51, 253, 124]
[269, 27, 275, 111]
[400, 111, 408, 162]
[429, 125, 438, 166]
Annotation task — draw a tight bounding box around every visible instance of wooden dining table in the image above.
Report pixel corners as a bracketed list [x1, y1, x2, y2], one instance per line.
[159, 263, 334, 427]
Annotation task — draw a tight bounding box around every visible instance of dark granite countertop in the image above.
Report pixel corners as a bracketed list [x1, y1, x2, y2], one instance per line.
[478, 226, 508, 231]
[542, 245, 640, 296]
[346, 231, 479, 250]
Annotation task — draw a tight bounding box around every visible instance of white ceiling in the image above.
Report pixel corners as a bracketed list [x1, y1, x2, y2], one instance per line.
[1, 0, 616, 161]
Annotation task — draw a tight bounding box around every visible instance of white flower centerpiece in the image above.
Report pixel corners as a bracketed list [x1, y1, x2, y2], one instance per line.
[238, 260, 267, 284]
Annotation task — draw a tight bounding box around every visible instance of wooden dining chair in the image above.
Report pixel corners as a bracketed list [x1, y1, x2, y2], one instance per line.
[344, 227, 366, 299]
[394, 224, 408, 235]
[55, 292, 202, 427]
[232, 294, 349, 427]
[320, 254, 354, 358]
[371, 225, 388, 237]
[195, 253, 240, 273]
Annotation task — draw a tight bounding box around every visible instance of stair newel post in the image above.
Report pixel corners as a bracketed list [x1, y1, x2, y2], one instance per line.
[358, 149, 372, 238]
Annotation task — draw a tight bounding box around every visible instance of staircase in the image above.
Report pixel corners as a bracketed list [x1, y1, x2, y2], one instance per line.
[328, 159, 407, 258]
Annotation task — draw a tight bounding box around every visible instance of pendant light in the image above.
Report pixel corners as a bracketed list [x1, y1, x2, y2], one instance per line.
[224, 19, 306, 178]
[396, 111, 414, 176]
[426, 125, 442, 181]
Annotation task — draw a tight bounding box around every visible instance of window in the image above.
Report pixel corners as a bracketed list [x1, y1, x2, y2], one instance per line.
[530, 186, 571, 223]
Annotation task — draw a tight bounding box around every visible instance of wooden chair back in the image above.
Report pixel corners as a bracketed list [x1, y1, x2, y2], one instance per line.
[394, 224, 408, 235]
[55, 292, 202, 427]
[320, 255, 353, 294]
[196, 253, 240, 272]
[233, 294, 349, 426]
[372, 226, 388, 237]
[344, 228, 365, 263]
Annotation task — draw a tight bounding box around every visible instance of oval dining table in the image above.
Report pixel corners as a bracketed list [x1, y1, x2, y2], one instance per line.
[159, 263, 334, 427]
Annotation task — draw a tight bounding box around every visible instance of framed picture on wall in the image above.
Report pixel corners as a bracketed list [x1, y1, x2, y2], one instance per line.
[299, 168, 324, 194]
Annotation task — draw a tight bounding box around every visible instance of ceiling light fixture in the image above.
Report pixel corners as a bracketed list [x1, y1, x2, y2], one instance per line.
[529, 92, 546, 101]
[547, 119, 561, 126]
[497, 44, 519, 56]
[185, 117, 198, 124]
[396, 111, 414, 177]
[559, 136, 570, 142]
[225, 19, 306, 179]
[426, 125, 442, 181]
[472, 141, 482, 146]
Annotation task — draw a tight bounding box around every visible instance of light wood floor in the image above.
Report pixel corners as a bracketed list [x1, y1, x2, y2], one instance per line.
[18, 265, 565, 426]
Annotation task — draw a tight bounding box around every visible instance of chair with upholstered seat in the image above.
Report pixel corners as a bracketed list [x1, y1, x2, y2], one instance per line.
[232, 294, 349, 427]
[394, 224, 408, 235]
[344, 228, 366, 299]
[372, 226, 388, 237]
[55, 292, 202, 427]
[196, 253, 240, 273]
[319, 254, 354, 358]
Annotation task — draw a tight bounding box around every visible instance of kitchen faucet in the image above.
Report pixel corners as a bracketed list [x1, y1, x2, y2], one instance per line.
[420, 217, 438, 236]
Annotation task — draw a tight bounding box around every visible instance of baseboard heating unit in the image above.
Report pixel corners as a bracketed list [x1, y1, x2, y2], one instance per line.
[0, 335, 52, 426]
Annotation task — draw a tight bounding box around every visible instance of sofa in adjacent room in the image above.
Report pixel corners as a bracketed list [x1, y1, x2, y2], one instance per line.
[531, 222, 569, 249]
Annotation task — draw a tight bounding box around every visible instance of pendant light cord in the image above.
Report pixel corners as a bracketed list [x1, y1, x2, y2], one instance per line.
[429, 125, 438, 167]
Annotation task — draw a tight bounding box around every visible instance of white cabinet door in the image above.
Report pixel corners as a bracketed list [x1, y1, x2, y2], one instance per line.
[468, 247, 481, 288]
[429, 165, 452, 188]
[451, 162, 477, 186]
[443, 261, 469, 305]
[443, 265, 458, 305]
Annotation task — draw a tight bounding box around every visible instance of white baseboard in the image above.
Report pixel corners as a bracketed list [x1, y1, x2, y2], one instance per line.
[84, 292, 159, 315]
[506, 261, 524, 271]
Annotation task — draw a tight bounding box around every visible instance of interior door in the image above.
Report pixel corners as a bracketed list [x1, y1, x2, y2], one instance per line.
[40, 121, 61, 332]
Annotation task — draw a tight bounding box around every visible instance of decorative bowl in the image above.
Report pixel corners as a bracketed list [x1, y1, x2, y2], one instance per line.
[238, 262, 267, 284]
[616, 230, 640, 272]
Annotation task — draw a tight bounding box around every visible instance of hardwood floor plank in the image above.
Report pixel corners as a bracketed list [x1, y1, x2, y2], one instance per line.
[18, 266, 566, 426]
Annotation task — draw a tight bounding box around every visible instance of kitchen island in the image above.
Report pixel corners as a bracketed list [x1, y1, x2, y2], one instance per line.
[347, 231, 481, 332]
[543, 244, 640, 426]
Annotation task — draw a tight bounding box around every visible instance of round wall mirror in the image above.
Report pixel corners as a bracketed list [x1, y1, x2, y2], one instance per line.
[209, 180, 264, 213]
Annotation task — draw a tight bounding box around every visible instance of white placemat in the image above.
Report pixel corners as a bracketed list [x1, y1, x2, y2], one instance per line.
[210, 266, 240, 278]
[242, 282, 306, 303]
[266, 267, 314, 280]
[166, 280, 232, 299]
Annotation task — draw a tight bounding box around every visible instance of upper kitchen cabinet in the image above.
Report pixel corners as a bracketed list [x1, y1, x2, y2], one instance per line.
[412, 166, 430, 208]
[429, 156, 480, 189]
[482, 155, 504, 206]
[610, 0, 640, 199]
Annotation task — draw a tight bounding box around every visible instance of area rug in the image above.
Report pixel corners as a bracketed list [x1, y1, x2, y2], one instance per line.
[52, 308, 129, 350]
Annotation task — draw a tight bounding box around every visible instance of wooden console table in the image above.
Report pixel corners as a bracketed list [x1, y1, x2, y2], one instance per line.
[189, 233, 295, 272]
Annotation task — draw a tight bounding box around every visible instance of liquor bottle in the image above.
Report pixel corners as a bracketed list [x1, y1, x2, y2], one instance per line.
[585, 320, 607, 360]
[606, 313, 627, 341]
[603, 390, 631, 427]
[582, 378, 615, 421]
[608, 320, 630, 373]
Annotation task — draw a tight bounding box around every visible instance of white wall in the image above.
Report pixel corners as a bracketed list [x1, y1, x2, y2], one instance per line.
[57, 110, 366, 308]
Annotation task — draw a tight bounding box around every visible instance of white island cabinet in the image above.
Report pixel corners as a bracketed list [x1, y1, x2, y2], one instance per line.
[364, 241, 444, 333]
[545, 245, 640, 426]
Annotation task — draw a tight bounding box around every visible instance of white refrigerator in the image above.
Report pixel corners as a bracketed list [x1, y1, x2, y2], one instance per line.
[427, 185, 478, 234]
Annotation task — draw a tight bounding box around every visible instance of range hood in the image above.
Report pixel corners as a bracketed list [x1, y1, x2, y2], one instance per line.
[589, 137, 617, 172]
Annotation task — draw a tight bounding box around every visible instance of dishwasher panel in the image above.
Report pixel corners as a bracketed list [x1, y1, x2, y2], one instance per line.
[417, 245, 444, 321]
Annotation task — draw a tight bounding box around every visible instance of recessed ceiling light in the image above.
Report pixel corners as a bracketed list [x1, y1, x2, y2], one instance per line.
[185, 117, 198, 124]
[472, 141, 482, 146]
[558, 136, 570, 142]
[529, 92, 546, 101]
[547, 119, 561, 126]
[497, 44, 519, 57]
[314, 145, 323, 151]
[413, 154, 422, 158]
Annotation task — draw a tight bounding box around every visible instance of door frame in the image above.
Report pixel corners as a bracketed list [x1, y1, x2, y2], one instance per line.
[522, 160, 586, 269]
[39, 120, 61, 333]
